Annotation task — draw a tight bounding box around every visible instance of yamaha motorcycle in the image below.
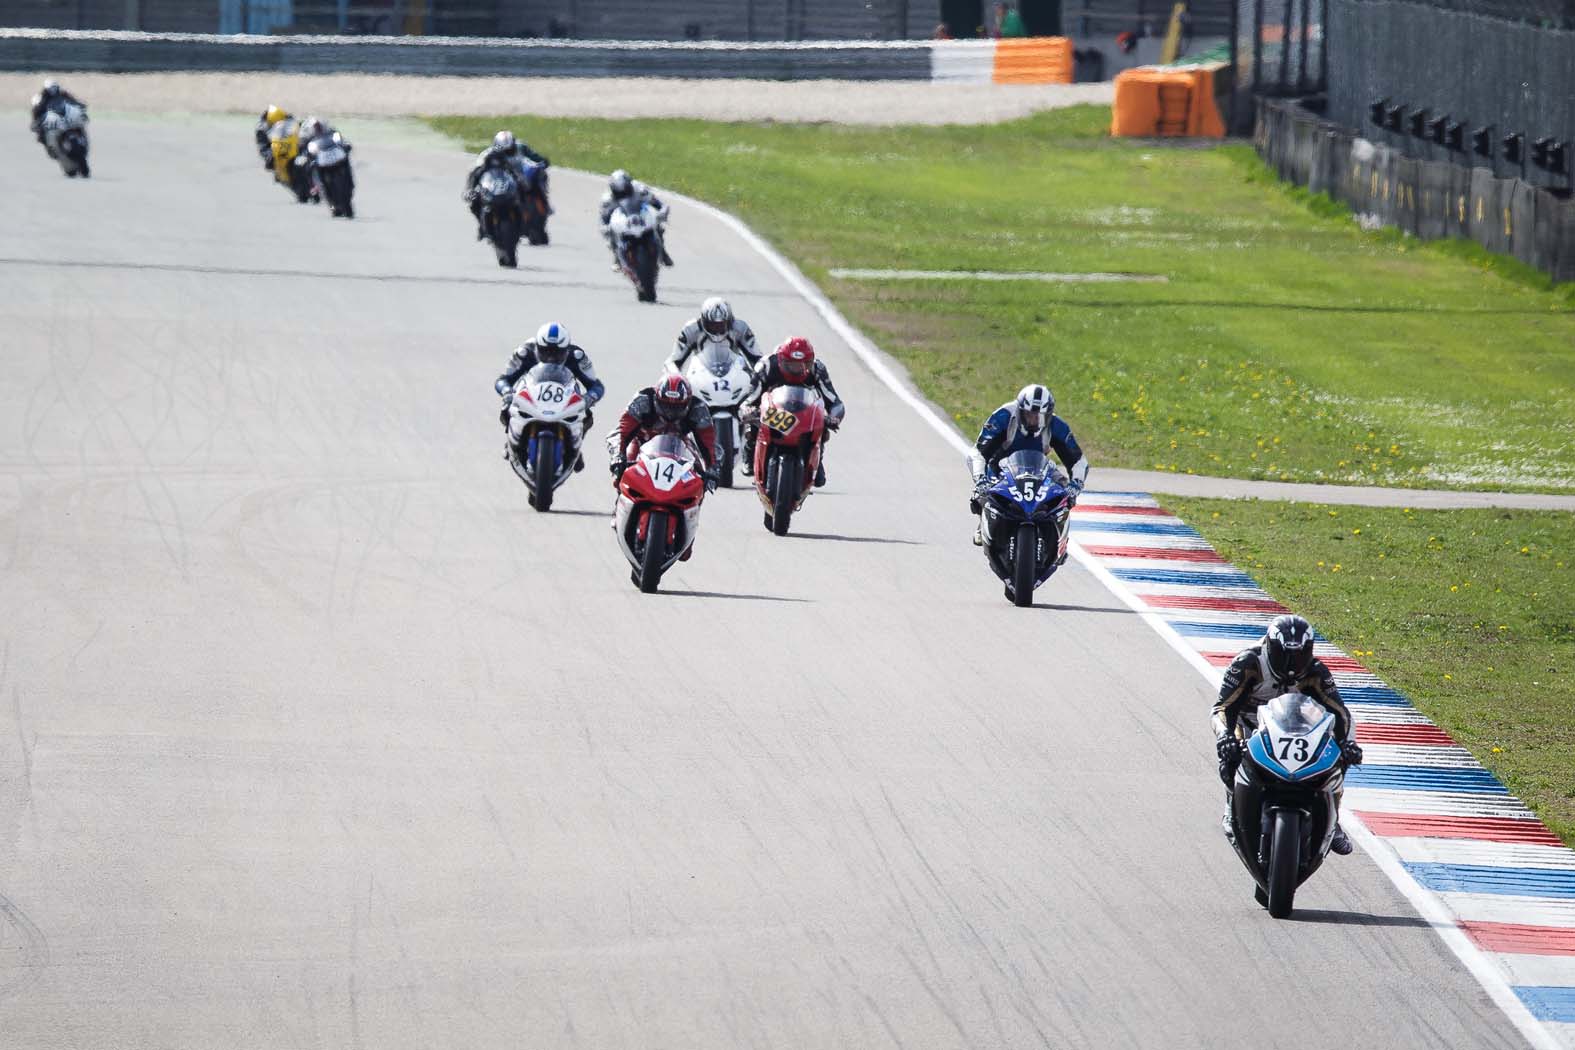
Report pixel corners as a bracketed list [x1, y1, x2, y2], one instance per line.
[977, 450, 1072, 607]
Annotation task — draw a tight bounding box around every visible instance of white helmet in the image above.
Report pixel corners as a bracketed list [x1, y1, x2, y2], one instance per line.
[299, 116, 323, 140]
[493, 130, 516, 151]
[534, 322, 571, 365]
[699, 297, 733, 339]
[1016, 384, 1054, 436]
[609, 169, 633, 197]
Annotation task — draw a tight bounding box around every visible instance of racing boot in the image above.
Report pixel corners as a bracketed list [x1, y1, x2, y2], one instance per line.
[1329, 823, 1353, 855]
[814, 461, 827, 488]
[973, 522, 984, 546]
[574, 449, 585, 472]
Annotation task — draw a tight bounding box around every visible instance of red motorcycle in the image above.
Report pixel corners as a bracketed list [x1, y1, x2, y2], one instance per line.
[752, 384, 827, 536]
[614, 434, 708, 592]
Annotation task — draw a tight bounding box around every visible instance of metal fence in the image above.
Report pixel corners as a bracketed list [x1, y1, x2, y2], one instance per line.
[1325, 0, 1575, 192]
[1258, 96, 1575, 281]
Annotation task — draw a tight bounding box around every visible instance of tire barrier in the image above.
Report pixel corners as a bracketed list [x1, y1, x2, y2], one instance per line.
[1257, 96, 1575, 283]
[0, 27, 1076, 83]
[1111, 63, 1227, 138]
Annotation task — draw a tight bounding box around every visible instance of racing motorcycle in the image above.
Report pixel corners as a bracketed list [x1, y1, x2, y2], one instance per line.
[39, 101, 89, 177]
[476, 167, 523, 268]
[268, 119, 313, 203]
[608, 198, 664, 303]
[977, 450, 1072, 607]
[504, 363, 588, 512]
[672, 342, 751, 488]
[304, 131, 354, 219]
[1229, 692, 1352, 918]
[614, 434, 706, 593]
[752, 385, 826, 536]
[517, 160, 551, 246]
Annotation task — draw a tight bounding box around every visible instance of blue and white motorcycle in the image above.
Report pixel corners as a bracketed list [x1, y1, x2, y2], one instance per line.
[502, 363, 588, 513]
[977, 450, 1073, 607]
[1230, 693, 1349, 918]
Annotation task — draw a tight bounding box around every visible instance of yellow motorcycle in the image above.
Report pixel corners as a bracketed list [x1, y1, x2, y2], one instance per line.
[267, 119, 315, 203]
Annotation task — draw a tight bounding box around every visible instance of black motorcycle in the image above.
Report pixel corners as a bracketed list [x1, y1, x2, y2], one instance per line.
[609, 197, 664, 303]
[516, 161, 551, 246]
[976, 451, 1073, 607]
[477, 168, 523, 268]
[304, 133, 355, 219]
[1228, 693, 1352, 918]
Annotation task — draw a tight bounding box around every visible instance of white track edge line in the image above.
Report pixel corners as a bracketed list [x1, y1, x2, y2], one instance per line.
[670, 185, 1563, 1050]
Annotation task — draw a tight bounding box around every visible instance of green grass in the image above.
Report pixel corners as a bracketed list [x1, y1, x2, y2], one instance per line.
[430, 106, 1575, 493]
[1167, 497, 1575, 845]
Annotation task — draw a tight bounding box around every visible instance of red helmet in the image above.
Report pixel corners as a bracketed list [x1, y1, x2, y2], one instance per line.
[777, 337, 815, 382]
[654, 374, 692, 421]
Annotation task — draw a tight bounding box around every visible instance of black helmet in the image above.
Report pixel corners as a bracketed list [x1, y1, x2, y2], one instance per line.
[41, 79, 60, 99]
[1264, 614, 1315, 686]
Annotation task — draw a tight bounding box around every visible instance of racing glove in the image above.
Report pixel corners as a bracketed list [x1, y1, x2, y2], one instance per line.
[702, 467, 719, 493]
[494, 378, 510, 396]
[1216, 735, 1243, 784]
[609, 458, 628, 478]
[1339, 740, 1364, 766]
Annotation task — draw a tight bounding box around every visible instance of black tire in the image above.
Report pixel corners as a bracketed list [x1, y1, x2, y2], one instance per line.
[635, 239, 659, 302]
[769, 452, 800, 537]
[531, 433, 556, 513]
[524, 196, 549, 245]
[638, 509, 668, 593]
[1266, 808, 1301, 919]
[493, 213, 520, 269]
[717, 422, 736, 489]
[1011, 523, 1038, 607]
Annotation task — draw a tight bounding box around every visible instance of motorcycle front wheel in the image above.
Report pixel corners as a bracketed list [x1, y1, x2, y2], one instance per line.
[1011, 523, 1037, 607]
[638, 509, 668, 593]
[531, 432, 557, 512]
[1266, 808, 1302, 919]
[768, 452, 800, 537]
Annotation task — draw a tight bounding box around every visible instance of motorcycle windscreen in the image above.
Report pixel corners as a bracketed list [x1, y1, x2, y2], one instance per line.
[525, 363, 575, 387]
[699, 340, 736, 377]
[771, 385, 819, 412]
[640, 433, 691, 462]
[999, 449, 1051, 481]
[480, 169, 517, 196]
[1259, 692, 1331, 734]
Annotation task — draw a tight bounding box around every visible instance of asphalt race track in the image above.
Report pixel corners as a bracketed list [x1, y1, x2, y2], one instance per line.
[0, 113, 1530, 1049]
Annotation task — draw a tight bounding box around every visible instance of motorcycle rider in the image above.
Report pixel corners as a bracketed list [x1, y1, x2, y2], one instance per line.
[967, 384, 1089, 545]
[740, 337, 845, 488]
[295, 116, 354, 197]
[29, 79, 86, 149]
[464, 130, 550, 241]
[609, 374, 719, 491]
[254, 104, 291, 169]
[494, 322, 606, 471]
[1212, 613, 1364, 856]
[666, 297, 761, 373]
[599, 169, 673, 268]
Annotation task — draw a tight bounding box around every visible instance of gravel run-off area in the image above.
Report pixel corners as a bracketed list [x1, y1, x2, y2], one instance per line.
[0, 71, 1114, 124]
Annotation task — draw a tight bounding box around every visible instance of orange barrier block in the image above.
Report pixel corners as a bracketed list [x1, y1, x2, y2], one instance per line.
[1110, 64, 1226, 138]
[991, 37, 1074, 84]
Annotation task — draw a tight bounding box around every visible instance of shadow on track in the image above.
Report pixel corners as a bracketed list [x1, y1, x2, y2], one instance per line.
[789, 532, 923, 546]
[663, 590, 811, 604]
[1033, 601, 1138, 614]
[1288, 909, 1438, 928]
[536, 509, 609, 518]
